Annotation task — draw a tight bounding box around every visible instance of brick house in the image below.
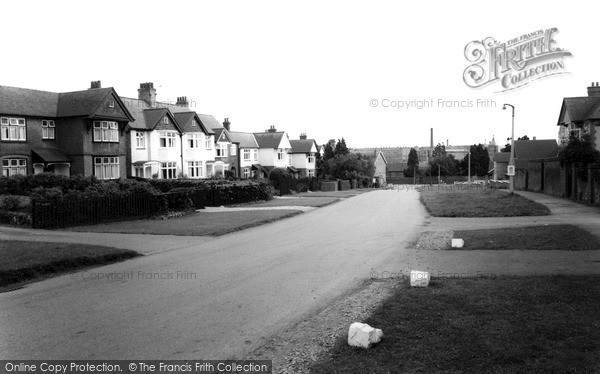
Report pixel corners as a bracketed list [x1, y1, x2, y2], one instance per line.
[557, 82, 600, 148]
[203, 116, 238, 178]
[253, 126, 292, 176]
[0, 81, 133, 178]
[289, 134, 318, 178]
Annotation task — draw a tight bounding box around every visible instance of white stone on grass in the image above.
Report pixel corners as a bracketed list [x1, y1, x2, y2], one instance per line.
[410, 270, 430, 287]
[347, 322, 383, 348]
[451, 238, 464, 248]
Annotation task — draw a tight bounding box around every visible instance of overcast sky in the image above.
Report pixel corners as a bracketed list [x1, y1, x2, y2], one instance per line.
[2, 1, 598, 148]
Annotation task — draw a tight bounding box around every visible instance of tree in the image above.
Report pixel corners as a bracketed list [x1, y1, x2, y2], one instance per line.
[501, 143, 511, 152]
[323, 141, 335, 161]
[334, 138, 349, 156]
[404, 148, 419, 177]
[427, 143, 459, 176]
[460, 144, 490, 176]
[558, 134, 600, 166]
[326, 153, 375, 179]
[518, 135, 530, 141]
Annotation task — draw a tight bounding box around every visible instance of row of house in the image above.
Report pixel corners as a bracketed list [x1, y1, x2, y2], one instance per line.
[0, 81, 319, 180]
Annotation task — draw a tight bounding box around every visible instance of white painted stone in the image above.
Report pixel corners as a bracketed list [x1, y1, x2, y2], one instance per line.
[347, 322, 383, 348]
[410, 270, 430, 287]
[451, 238, 464, 248]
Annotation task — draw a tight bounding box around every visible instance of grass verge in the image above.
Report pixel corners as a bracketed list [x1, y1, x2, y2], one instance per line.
[65, 210, 302, 236]
[0, 240, 140, 287]
[420, 187, 551, 217]
[455, 225, 600, 251]
[310, 276, 600, 373]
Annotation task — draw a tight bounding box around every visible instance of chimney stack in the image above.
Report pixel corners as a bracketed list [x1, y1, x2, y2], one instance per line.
[430, 128, 433, 148]
[90, 81, 101, 89]
[533, 136, 536, 140]
[300, 133, 307, 140]
[138, 82, 157, 107]
[223, 118, 231, 131]
[587, 82, 600, 97]
[176, 96, 189, 107]
[267, 125, 277, 133]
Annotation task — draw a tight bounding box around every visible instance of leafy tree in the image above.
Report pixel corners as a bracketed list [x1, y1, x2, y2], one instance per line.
[326, 153, 375, 179]
[404, 148, 419, 177]
[559, 134, 600, 166]
[323, 141, 335, 161]
[459, 144, 490, 176]
[518, 135, 530, 140]
[427, 143, 459, 176]
[501, 143, 511, 152]
[334, 138, 349, 156]
[432, 143, 446, 158]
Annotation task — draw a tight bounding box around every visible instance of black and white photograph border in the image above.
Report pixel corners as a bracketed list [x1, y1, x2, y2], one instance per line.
[1, 1, 600, 373]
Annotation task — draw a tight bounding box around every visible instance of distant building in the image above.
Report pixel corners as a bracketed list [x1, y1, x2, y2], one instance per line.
[557, 81, 600, 149]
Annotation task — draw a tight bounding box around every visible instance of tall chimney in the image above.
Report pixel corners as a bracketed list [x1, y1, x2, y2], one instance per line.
[587, 82, 600, 97]
[176, 96, 189, 107]
[138, 82, 157, 107]
[90, 81, 101, 89]
[430, 128, 433, 148]
[300, 133, 307, 140]
[223, 118, 231, 131]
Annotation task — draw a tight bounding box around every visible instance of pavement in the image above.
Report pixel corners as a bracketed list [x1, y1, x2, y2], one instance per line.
[0, 189, 426, 359]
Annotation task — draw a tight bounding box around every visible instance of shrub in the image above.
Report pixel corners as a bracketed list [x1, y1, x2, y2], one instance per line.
[0, 210, 31, 227]
[1, 196, 23, 211]
[269, 168, 292, 189]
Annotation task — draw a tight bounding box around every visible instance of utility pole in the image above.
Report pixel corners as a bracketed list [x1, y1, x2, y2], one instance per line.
[468, 152, 471, 183]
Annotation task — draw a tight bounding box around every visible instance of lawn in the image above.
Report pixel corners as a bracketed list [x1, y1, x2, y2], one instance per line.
[420, 187, 551, 217]
[454, 225, 600, 251]
[310, 276, 600, 373]
[0, 240, 139, 287]
[66, 209, 302, 236]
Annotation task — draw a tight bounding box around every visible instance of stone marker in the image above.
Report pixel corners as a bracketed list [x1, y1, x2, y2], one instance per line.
[348, 322, 383, 348]
[451, 238, 464, 248]
[410, 270, 430, 287]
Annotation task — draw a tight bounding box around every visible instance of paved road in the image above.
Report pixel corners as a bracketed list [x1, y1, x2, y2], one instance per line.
[0, 189, 425, 359]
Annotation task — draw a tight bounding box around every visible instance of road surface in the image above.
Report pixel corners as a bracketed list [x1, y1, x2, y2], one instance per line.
[0, 189, 424, 359]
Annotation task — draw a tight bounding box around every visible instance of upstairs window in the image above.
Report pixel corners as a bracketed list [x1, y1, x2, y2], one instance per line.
[188, 133, 202, 148]
[159, 131, 177, 147]
[42, 120, 55, 140]
[93, 121, 118, 142]
[243, 149, 251, 161]
[135, 132, 145, 148]
[277, 149, 284, 160]
[205, 135, 213, 150]
[163, 117, 169, 125]
[230, 145, 237, 156]
[253, 149, 258, 161]
[216, 143, 228, 157]
[308, 154, 315, 163]
[1, 117, 26, 141]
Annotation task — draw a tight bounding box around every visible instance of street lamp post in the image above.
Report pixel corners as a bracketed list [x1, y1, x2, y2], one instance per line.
[502, 104, 515, 193]
[468, 151, 471, 183]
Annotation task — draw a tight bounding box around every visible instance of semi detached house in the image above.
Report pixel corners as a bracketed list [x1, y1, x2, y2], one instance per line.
[0, 81, 317, 180]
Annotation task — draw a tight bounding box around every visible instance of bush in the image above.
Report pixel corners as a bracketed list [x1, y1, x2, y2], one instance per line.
[269, 168, 292, 189]
[0, 210, 31, 226]
[1, 196, 23, 211]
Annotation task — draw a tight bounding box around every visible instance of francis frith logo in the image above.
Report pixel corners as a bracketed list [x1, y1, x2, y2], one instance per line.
[463, 27, 572, 92]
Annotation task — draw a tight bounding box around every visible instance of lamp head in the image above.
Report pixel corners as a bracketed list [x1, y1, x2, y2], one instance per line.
[502, 105, 507, 110]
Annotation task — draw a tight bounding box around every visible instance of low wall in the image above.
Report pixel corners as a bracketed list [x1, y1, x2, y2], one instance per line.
[320, 181, 338, 191]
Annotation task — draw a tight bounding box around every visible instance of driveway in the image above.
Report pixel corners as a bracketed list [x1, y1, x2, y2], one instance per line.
[0, 189, 426, 359]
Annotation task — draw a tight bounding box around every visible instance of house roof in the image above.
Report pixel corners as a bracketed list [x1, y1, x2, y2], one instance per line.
[375, 151, 388, 164]
[213, 127, 232, 143]
[253, 131, 286, 149]
[0, 85, 59, 117]
[197, 113, 223, 130]
[558, 97, 600, 124]
[493, 152, 510, 163]
[229, 131, 259, 148]
[514, 139, 559, 160]
[32, 148, 72, 163]
[0, 85, 133, 121]
[289, 139, 317, 153]
[172, 112, 213, 134]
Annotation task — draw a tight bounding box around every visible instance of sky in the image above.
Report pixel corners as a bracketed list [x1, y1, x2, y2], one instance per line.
[2, 0, 599, 149]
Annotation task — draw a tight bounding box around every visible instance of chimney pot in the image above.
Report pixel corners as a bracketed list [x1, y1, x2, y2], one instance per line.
[138, 82, 157, 107]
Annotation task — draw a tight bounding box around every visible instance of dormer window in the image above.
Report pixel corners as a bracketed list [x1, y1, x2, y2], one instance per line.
[42, 120, 55, 139]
